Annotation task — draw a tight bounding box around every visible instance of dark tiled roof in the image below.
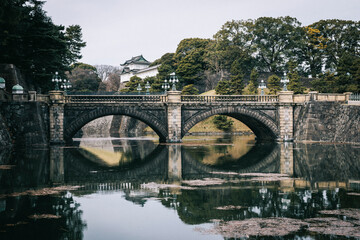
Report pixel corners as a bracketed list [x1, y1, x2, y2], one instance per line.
[121, 55, 150, 66]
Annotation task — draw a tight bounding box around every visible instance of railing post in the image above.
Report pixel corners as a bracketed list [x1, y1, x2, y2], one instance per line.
[308, 91, 318, 102]
[167, 91, 182, 143]
[344, 92, 352, 102]
[278, 91, 294, 142]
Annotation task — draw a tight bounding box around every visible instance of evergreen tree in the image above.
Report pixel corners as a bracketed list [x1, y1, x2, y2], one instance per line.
[287, 61, 305, 93]
[212, 115, 233, 132]
[0, 0, 86, 92]
[121, 76, 143, 93]
[311, 72, 337, 93]
[181, 84, 199, 95]
[215, 80, 232, 95]
[229, 59, 245, 94]
[247, 68, 259, 94]
[267, 75, 281, 94]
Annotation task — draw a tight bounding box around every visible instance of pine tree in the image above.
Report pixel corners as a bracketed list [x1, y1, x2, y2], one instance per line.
[267, 75, 281, 94]
[229, 59, 245, 94]
[247, 68, 259, 94]
[287, 61, 305, 93]
[181, 84, 199, 95]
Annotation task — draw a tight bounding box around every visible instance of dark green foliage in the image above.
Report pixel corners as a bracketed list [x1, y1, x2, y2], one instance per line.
[181, 84, 199, 95]
[287, 61, 305, 94]
[0, 0, 86, 92]
[215, 80, 232, 95]
[212, 115, 233, 132]
[311, 55, 360, 93]
[121, 76, 143, 93]
[229, 59, 245, 94]
[175, 38, 211, 85]
[66, 63, 101, 92]
[267, 75, 281, 94]
[247, 68, 259, 94]
[311, 72, 337, 93]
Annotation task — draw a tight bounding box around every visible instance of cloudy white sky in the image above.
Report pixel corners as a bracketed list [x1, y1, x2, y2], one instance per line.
[43, 0, 360, 66]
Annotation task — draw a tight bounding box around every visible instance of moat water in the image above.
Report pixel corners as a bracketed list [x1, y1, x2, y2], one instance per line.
[0, 135, 360, 240]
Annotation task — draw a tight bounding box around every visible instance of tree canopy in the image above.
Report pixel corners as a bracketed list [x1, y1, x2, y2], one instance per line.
[0, 0, 86, 92]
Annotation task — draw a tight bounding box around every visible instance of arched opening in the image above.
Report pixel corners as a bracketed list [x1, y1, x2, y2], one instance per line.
[181, 107, 279, 171]
[182, 107, 278, 141]
[64, 107, 168, 144]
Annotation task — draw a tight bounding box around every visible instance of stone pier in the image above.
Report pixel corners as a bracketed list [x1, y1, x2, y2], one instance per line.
[167, 91, 182, 143]
[278, 91, 294, 141]
[49, 91, 65, 144]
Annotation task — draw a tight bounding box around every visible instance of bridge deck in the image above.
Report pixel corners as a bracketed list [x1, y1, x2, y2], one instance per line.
[64, 94, 279, 104]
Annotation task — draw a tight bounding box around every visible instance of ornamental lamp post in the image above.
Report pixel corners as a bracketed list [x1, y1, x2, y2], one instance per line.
[258, 80, 266, 96]
[161, 79, 170, 94]
[281, 73, 289, 91]
[145, 81, 151, 95]
[60, 79, 72, 94]
[0, 77, 5, 89]
[137, 83, 142, 95]
[52, 72, 63, 91]
[169, 72, 179, 91]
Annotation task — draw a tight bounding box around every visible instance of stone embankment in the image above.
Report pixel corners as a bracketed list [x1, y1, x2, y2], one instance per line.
[294, 101, 360, 143]
[79, 115, 147, 138]
[0, 112, 11, 147]
[0, 102, 49, 147]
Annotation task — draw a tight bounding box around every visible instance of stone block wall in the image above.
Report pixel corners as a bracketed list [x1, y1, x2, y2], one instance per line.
[294, 101, 360, 143]
[0, 112, 12, 147]
[0, 102, 49, 147]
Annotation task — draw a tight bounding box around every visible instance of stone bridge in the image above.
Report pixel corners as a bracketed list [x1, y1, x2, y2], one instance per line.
[48, 91, 296, 144]
[1, 89, 359, 145]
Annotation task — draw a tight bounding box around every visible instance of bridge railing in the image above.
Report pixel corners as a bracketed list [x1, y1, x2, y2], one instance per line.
[65, 94, 168, 103]
[181, 95, 278, 103]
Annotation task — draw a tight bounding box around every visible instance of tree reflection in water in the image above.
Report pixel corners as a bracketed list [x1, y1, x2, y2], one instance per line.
[0, 136, 360, 239]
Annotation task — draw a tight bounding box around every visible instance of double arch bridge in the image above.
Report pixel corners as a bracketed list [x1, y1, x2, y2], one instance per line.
[48, 90, 299, 144]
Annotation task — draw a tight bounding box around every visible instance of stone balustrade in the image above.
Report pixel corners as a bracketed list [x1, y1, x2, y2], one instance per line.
[181, 95, 278, 103]
[65, 94, 168, 103]
[2, 88, 358, 105]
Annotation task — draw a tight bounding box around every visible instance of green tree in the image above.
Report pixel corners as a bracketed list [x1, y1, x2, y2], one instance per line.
[66, 63, 101, 92]
[121, 76, 143, 93]
[65, 25, 86, 64]
[335, 54, 360, 93]
[311, 19, 360, 71]
[229, 59, 245, 94]
[181, 84, 199, 95]
[297, 26, 328, 77]
[287, 61, 305, 93]
[175, 38, 211, 86]
[0, 0, 86, 92]
[212, 115, 233, 132]
[215, 80, 232, 95]
[247, 68, 259, 94]
[311, 72, 337, 93]
[267, 75, 281, 94]
[153, 53, 176, 81]
[210, 20, 254, 78]
[251, 16, 302, 73]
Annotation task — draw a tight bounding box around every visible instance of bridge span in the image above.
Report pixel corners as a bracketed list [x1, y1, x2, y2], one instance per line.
[1, 89, 358, 144]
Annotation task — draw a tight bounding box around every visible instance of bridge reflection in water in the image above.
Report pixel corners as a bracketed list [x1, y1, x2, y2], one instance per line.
[1, 137, 360, 240]
[48, 137, 360, 192]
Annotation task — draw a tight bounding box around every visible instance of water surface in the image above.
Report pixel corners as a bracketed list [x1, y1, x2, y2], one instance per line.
[0, 136, 359, 239]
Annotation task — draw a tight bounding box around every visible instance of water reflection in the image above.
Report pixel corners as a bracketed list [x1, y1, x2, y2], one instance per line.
[1, 136, 360, 239]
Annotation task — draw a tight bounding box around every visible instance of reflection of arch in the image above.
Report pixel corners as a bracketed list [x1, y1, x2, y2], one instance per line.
[64, 144, 168, 183]
[182, 107, 278, 141]
[64, 107, 167, 143]
[182, 143, 280, 178]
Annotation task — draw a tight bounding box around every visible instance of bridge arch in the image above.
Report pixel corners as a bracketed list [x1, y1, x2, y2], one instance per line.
[182, 106, 279, 141]
[64, 106, 167, 143]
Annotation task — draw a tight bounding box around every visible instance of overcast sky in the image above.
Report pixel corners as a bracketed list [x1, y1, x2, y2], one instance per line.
[43, 0, 360, 66]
